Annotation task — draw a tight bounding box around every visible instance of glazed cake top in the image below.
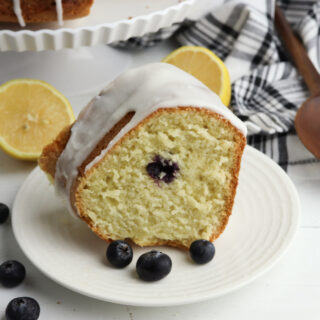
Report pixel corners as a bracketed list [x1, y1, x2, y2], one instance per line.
[54, 62, 247, 216]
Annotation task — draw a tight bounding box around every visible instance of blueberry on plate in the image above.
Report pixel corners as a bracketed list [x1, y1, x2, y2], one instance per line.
[0, 260, 26, 288]
[189, 240, 215, 264]
[6, 297, 40, 320]
[0, 203, 10, 224]
[136, 250, 172, 282]
[106, 240, 133, 268]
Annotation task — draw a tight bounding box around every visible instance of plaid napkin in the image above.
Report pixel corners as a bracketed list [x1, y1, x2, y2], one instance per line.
[117, 0, 320, 178]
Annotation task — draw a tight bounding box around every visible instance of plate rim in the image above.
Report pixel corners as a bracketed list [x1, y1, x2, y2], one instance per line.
[0, 0, 195, 35]
[12, 145, 301, 307]
[0, 0, 196, 51]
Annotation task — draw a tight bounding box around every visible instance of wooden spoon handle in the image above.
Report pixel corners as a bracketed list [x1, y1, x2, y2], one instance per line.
[275, 5, 320, 96]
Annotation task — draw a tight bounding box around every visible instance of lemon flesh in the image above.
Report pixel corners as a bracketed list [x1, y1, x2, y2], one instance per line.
[162, 46, 231, 106]
[0, 79, 74, 160]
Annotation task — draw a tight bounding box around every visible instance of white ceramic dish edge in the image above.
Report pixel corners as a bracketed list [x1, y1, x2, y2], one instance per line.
[11, 146, 301, 307]
[0, 0, 195, 52]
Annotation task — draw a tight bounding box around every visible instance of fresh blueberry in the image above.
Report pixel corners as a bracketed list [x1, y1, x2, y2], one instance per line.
[136, 250, 172, 282]
[146, 155, 179, 184]
[190, 240, 215, 264]
[6, 297, 40, 320]
[0, 203, 10, 224]
[0, 260, 26, 288]
[146, 162, 162, 179]
[106, 240, 133, 268]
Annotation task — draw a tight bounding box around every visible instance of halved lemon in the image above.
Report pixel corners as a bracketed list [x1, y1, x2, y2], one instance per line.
[162, 46, 231, 106]
[0, 79, 74, 160]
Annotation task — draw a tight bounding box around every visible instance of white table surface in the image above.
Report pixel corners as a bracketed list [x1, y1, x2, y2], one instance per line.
[0, 40, 320, 319]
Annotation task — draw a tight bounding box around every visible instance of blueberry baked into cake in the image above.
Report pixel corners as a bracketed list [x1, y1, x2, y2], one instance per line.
[39, 63, 247, 249]
[0, 0, 94, 26]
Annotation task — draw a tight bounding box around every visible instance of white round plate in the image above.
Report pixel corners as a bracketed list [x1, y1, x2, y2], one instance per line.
[0, 0, 200, 52]
[12, 146, 300, 306]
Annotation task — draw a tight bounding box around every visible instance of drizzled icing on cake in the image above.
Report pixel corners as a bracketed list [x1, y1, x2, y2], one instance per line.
[12, 0, 25, 27]
[12, 0, 64, 26]
[54, 63, 247, 217]
[55, 0, 64, 26]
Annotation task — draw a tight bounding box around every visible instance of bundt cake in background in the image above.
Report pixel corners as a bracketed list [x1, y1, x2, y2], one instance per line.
[0, 0, 94, 26]
[39, 63, 247, 249]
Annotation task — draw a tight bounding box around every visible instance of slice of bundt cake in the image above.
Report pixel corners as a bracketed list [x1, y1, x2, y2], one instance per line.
[0, 0, 94, 26]
[39, 63, 247, 249]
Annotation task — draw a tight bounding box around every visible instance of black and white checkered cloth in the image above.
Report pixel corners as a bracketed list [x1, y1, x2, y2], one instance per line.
[116, 0, 320, 177]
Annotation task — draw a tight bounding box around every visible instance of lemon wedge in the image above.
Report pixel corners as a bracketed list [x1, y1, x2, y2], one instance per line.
[162, 46, 231, 106]
[0, 79, 74, 160]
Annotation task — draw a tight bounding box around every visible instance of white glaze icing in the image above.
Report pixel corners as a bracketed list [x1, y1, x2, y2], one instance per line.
[55, 0, 64, 26]
[12, 0, 64, 26]
[54, 63, 247, 217]
[12, 0, 25, 27]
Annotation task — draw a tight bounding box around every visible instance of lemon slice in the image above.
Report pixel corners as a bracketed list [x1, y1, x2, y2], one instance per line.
[0, 79, 74, 160]
[162, 46, 231, 106]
